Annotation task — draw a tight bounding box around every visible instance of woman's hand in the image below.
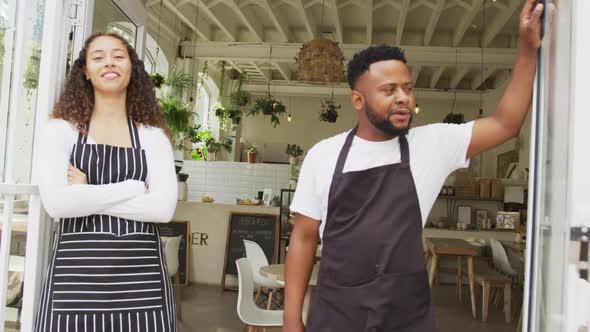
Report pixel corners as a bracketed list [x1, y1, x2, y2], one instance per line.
[68, 164, 88, 185]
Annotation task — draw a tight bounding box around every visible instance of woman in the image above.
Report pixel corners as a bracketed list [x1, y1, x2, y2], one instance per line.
[35, 32, 178, 331]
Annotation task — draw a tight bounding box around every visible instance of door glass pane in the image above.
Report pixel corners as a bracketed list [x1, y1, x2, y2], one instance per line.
[0, 0, 17, 182]
[92, 0, 137, 47]
[529, 0, 573, 330]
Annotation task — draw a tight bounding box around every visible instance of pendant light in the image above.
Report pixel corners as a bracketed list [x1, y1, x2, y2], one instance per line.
[288, 96, 292, 122]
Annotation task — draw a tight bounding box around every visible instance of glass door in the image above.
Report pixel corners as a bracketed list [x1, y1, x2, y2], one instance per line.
[524, 0, 590, 330]
[89, 0, 146, 58]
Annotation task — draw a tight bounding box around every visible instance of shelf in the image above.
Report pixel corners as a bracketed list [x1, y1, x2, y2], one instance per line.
[437, 196, 503, 202]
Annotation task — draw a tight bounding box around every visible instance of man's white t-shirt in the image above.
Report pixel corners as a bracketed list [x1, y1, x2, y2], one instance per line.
[290, 122, 474, 239]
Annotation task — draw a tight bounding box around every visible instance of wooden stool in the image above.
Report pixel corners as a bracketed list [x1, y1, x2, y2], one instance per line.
[474, 262, 512, 323]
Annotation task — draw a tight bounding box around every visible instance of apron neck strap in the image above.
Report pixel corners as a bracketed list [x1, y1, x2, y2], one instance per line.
[334, 126, 357, 174]
[127, 117, 141, 149]
[399, 134, 410, 169]
[77, 123, 89, 145]
[334, 126, 411, 173]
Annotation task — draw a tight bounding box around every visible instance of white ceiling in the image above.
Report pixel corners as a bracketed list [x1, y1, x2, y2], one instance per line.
[145, 0, 524, 93]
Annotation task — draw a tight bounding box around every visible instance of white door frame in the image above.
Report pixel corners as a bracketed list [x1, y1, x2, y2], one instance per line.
[77, 0, 147, 59]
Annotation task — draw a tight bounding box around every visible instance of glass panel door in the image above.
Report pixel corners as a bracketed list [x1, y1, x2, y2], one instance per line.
[524, 1, 574, 331]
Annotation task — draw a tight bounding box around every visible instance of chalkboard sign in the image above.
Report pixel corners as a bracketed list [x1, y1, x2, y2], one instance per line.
[157, 221, 190, 286]
[222, 212, 279, 290]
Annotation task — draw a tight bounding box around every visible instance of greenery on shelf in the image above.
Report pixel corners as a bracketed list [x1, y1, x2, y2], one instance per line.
[188, 128, 233, 161]
[286, 144, 304, 158]
[248, 96, 287, 127]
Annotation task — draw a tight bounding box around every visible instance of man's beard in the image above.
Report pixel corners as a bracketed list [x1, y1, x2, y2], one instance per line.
[365, 102, 413, 137]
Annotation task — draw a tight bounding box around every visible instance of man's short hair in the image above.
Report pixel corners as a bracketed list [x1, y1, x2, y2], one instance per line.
[346, 45, 407, 89]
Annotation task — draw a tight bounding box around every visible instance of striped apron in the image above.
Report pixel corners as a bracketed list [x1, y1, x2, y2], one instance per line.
[35, 118, 177, 332]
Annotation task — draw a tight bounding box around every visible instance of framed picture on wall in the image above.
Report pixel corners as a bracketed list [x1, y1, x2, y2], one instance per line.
[476, 210, 488, 229]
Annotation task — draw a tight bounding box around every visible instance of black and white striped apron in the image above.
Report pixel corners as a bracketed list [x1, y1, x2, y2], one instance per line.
[35, 118, 177, 332]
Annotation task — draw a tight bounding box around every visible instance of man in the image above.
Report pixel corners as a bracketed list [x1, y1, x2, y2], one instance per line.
[283, 0, 543, 331]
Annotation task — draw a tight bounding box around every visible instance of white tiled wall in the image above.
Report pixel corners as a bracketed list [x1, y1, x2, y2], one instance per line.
[181, 161, 291, 204]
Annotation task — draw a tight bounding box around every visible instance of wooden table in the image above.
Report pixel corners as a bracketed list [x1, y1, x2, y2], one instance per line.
[424, 238, 479, 319]
[259, 263, 319, 324]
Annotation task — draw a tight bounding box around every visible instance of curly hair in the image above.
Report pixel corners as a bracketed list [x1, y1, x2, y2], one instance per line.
[346, 45, 407, 89]
[52, 32, 170, 138]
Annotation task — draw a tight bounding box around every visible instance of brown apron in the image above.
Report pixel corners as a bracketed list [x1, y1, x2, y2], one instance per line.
[306, 127, 436, 332]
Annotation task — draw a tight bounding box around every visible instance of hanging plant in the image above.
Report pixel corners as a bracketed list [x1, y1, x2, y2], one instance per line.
[442, 112, 465, 124]
[149, 73, 165, 88]
[23, 47, 41, 91]
[159, 96, 193, 149]
[165, 68, 193, 98]
[248, 96, 287, 128]
[214, 103, 242, 129]
[320, 98, 341, 123]
[230, 74, 250, 107]
[228, 68, 241, 80]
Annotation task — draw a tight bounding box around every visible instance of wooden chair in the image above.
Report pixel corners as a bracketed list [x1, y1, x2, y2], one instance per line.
[474, 261, 512, 322]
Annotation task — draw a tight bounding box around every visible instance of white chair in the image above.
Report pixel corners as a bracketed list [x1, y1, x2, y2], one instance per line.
[243, 239, 284, 309]
[236, 258, 283, 332]
[489, 238, 518, 277]
[162, 235, 182, 321]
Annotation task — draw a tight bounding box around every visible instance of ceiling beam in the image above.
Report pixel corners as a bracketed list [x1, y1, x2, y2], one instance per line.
[367, 0, 373, 44]
[430, 66, 445, 88]
[450, 67, 470, 89]
[274, 62, 292, 81]
[251, 62, 271, 81]
[482, 0, 521, 47]
[176, 0, 191, 7]
[147, 11, 178, 41]
[452, 0, 484, 47]
[243, 82, 486, 100]
[396, 0, 411, 45]
[189, 0, 236, 41]
[228, 0, 264, 42]
[146, 0, 160, 7]
[180, 42, 519, 68]
[471, 66, 497, 90]
[295, 0, 318, 40]
[410, 0, 427, 11]
[424, 0, 445, 46]
[259, 0, 292, 42]
[161, 0, 211, 41]
[329, 0, 344, 44]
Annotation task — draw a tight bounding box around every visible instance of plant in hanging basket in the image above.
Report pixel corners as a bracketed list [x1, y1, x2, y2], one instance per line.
[230, 90, 250, 107]
[165, 68, 193, 98]
[320, 98, 341, 123]
[248, 96, 287, 127]
[228, 69, 241, 80]
[149, 73, 165, 88]
[214, 103, 242, 129]
[442, 112, 465, 124]
[159, 96, 193, 150]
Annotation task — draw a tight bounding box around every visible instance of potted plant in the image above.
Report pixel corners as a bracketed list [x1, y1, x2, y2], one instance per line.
[443, 112, 465, 124]
[320, 98, 341, 123]
[149, 72, 165, 88]
[286, 144, 304, 165]
[248, 96, 287, 127]
[205, 136, 233, 161]
[214, 104, 242, 130]
[247, 144, 258, 163]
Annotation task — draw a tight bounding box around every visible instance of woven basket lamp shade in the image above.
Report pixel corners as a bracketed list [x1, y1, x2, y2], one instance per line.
[295, 37, 346, 83]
